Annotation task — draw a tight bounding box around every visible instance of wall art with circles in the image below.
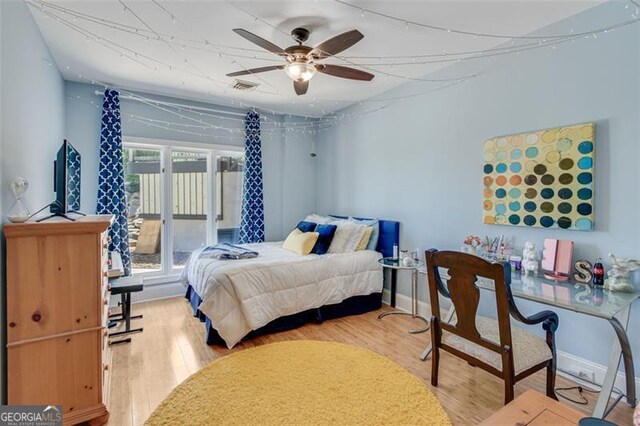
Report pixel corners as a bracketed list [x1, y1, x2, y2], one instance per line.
[483, 123, 594, 231]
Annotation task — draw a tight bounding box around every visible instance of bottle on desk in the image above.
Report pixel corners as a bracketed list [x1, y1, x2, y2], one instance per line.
[592, 258, 605, 286]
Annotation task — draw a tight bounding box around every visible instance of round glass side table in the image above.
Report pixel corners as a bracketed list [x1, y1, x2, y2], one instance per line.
[377, 257, 429, 334]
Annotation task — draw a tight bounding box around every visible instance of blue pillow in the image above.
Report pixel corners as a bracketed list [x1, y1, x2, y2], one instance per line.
[349, 217, 379, 251]
[312, 224, 337, 255]
[296, 221, 317, 233]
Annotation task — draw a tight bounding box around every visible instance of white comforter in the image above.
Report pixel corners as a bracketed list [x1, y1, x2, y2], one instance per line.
[180, 242, 383, 348]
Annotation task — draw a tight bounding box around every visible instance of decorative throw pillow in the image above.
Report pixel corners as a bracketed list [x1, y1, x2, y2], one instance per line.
[312, 224, 338, 255]
[345, 223, 368, 252]
[356, 227, 374, 251]
[349, 217, 380, 251]
[296, 221, 317, 233]
[283, 229, 319, 255]
[328, 221, 368, 253]
[304, 214, 331, 224]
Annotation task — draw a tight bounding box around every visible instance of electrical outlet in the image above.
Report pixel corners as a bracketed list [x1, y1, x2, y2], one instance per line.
[577, 369, 595, 383]
[566, 366, 595, 383]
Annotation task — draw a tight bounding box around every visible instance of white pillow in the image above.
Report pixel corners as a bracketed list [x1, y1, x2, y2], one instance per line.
[304, 213, 331, 224]
[327, 220, 368, 253]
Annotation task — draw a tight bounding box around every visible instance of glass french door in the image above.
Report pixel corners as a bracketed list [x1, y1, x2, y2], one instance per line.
[171, 149, 209, 269]
[215, 153, 245, 245]
[123, 141, 243, 279]
[124, 147, 163, 274]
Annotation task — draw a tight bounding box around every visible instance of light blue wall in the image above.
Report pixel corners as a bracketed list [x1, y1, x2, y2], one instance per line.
[282, 115, 318, 232]
[65, 81, 317, 241]
[1, 0, 66, 219]
[0, 0, 67, 402]
[316, 2, 640, 373]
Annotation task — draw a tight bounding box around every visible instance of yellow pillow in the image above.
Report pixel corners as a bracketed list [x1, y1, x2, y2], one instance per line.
[356, 227, 374, 251]
[283, 229, 320, 255]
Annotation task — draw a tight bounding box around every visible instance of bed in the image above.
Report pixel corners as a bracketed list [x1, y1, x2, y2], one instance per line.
[181, 217, 400, 348]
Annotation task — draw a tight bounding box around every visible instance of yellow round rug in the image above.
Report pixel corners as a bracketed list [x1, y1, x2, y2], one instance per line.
[146, 340, 450, 425]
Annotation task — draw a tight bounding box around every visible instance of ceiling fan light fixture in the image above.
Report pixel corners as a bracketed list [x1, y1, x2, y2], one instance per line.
[228, 28, 370, 95]
[285, 62, 316, 82]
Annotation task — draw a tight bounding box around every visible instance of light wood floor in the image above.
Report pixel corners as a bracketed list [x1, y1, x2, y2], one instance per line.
[107, 297, 634, 425]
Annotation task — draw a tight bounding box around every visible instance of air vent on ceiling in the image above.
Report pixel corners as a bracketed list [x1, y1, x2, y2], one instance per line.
[232, 79, 259, 91]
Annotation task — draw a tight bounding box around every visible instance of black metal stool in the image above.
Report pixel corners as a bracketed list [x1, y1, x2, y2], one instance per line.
[108, 278, 144, 345]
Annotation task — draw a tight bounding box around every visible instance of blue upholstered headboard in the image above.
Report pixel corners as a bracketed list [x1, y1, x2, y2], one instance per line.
[329, 215, 400, 258]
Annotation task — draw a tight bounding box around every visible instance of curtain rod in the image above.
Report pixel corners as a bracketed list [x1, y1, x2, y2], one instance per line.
[93, 90, 249, 118]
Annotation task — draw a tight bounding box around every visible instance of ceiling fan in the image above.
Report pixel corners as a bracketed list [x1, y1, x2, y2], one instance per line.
[226, 27, 374, 95]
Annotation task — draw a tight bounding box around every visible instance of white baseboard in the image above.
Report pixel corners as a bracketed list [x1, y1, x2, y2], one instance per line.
[382, 288, 436, 317]
[555, 350, 640, 398]
[382, 289, 640, 396]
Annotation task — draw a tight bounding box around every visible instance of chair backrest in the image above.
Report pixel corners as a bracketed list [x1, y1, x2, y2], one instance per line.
[425, 249, 514, 358]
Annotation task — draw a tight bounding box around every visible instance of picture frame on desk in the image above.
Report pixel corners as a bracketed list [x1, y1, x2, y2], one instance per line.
[542, 238, 574, 281]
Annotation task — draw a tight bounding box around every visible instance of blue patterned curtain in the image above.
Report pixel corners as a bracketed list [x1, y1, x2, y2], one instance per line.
[97, 88, 132, 276]
[238, 111, 265, 244]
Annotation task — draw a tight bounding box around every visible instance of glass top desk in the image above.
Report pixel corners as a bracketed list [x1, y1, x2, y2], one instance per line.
[417, 267, 639, 419]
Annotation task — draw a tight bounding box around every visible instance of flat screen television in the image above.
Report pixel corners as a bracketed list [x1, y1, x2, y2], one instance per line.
[50, 139, 82, 216]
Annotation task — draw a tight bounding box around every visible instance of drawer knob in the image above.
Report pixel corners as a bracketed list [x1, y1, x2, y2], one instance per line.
[104, 299, 109, 306]
[103, 271, 108, 278]
[9, 322, 16, 328]
[107, 284, 112, 292]
[104, 364, 109, 371]
[32, 312, 42, 322]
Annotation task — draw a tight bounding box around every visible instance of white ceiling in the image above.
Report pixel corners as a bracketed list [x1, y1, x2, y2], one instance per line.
[30, 1, 604, 117]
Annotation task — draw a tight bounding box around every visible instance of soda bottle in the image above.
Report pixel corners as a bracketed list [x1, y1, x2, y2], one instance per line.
[592, 258, 605, 286]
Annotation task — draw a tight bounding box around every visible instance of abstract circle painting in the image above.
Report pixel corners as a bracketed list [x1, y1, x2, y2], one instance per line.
[483, 123, 594, 231]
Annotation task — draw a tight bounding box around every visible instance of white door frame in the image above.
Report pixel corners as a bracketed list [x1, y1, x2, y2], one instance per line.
[122, 137, 244, 285]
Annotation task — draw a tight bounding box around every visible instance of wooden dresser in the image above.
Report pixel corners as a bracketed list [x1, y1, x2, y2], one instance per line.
[5, 215, 114, 425]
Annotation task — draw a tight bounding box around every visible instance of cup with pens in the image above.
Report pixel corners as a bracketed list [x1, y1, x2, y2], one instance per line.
[482, 235, 513, 262]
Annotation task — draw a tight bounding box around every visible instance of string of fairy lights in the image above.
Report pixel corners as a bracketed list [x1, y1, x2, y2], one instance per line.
[28, 0, 640, 73]
[52, 55, 391, 137]
[336, 0, 639, 40]
[28, 0, 479, 88]
[28, 0, 640, 135]
[63, 87, 391, 140]
[32, 0, 383, 116]
[145, 0, 284, 93]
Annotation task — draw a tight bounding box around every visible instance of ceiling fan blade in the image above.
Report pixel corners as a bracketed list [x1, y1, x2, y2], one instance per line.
[293, 80, 309, 95]
[316, 64, 374, 81]
[233, 28, 289, 57]
[310, 29, 364, 59]
[226, 65, 285, 77]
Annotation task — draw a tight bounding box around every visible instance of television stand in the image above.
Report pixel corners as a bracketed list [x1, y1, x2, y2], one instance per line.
[36, 210, 86, 222]
[36, 207, 87, 222]
[36, 212, 77, 222]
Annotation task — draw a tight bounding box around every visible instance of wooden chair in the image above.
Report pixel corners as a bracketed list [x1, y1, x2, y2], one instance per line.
[425, 249, 559, 405]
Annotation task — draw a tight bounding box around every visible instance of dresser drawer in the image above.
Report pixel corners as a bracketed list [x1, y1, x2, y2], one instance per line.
[8, 330, 102, 412]
[7, 234, 102, 342]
